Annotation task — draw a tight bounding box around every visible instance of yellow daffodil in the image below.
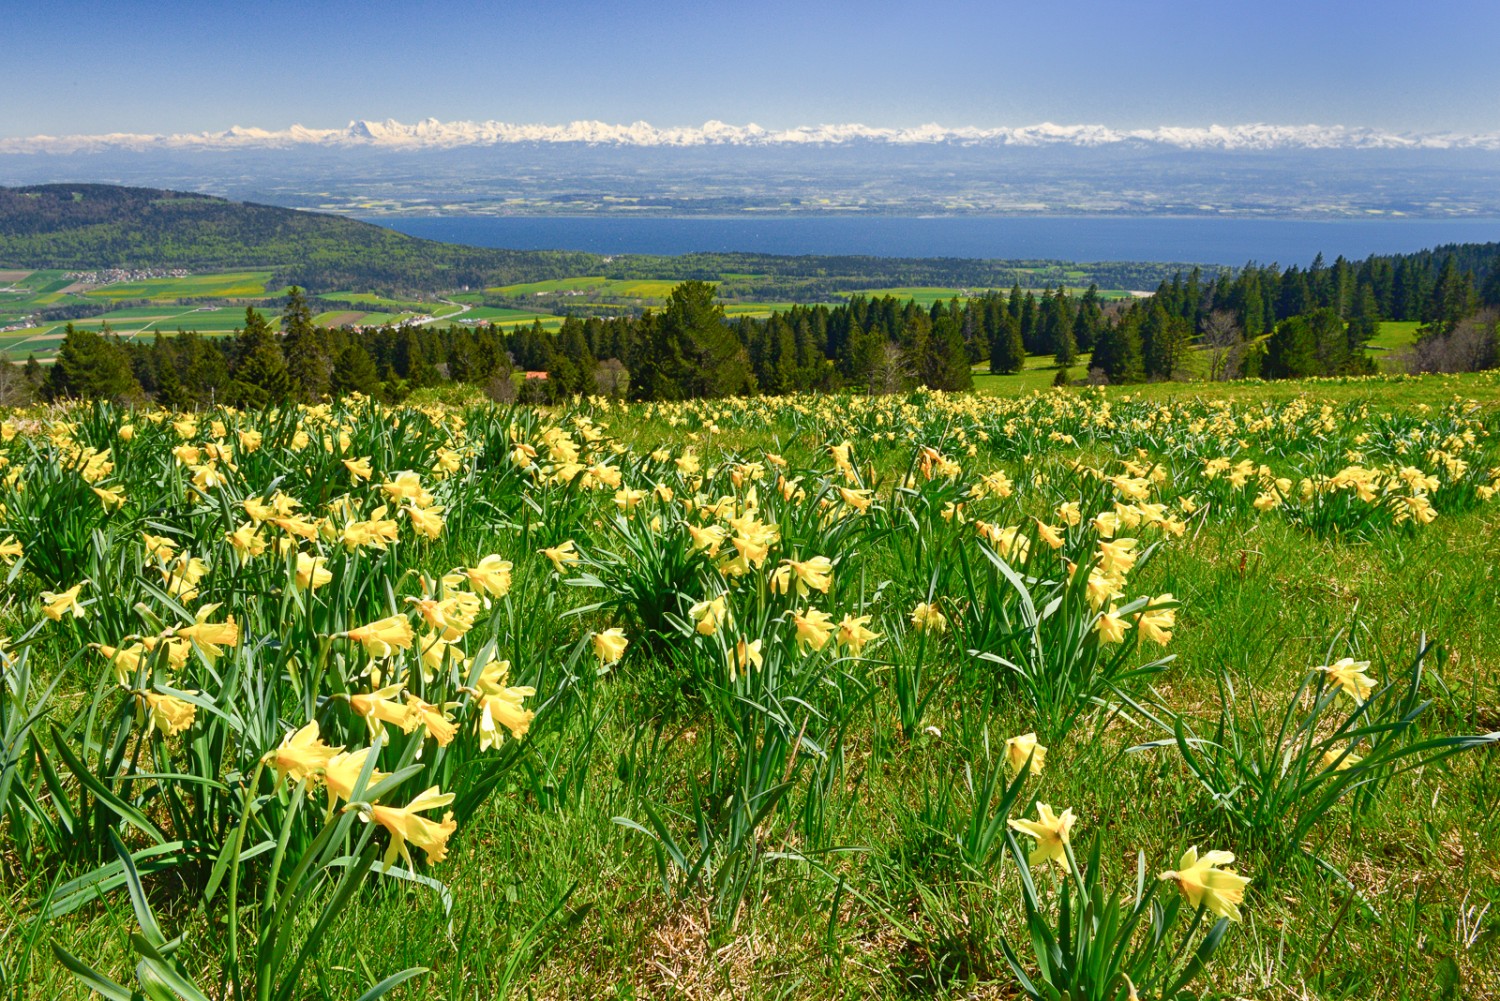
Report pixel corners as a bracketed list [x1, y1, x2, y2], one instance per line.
[141, 689, 197, 737]
[367, 786, 458, 867]
[1008, 802, 1075, 869]
[1004, 732, 1047, 777]
[265, 720, 341, 784]
[593, 627, 628, 666]
[910, 601, 947, 634]
[540, 540, 580, 574]
[1158, 847, 1251, 921]
[294, 553, 333, 590]
[689, 595, 731, 636]
[836, 614, 880, 655]
[344, 615, 415, 658]
[1318, 657, 1376, 704]
[792, 607, 835, 652]
[41, 582, 88, 621]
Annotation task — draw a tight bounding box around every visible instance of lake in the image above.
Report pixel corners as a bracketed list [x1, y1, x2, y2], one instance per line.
[368, 215, 1500, 266]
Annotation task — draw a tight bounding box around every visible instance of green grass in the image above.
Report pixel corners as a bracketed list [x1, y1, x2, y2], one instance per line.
[323, 291, 432, 310]
[7, 379, 1499, 1000]
[973, 351, 1094, 394]
[81, 270, 274, 301]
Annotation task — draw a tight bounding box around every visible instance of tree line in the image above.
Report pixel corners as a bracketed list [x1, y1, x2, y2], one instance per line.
[17, 241, 1500, 408]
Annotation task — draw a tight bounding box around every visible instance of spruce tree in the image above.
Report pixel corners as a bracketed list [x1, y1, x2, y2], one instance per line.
[231, 307, 292, 407]
[330, 342, 382, 397]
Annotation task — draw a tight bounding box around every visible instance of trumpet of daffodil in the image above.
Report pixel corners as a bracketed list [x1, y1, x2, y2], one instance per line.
[349, 683, 410, 738]
[731, 533, 770, 569]
[140, 689, 197, 737]
[142, 533, 176, 562]
[243, 497, 276, 523]
[1319, 747, 1364, 772]
[367, 786, 458, 868]
[836, 615, 881, 655]
[1096, 538, 1139, 576]
[414, 630, 456, 683]
[837, 486, 873, 513]
[324, 746, 388, 811]
[687, 523, 727, 556]
[174, 604, 240, 663]
[141, 634, 191, 672]
[781, 556, 834, 596]
[510, 442, 537, 468]
[473, 660, 535, 751]
[92, 485, 126, 511]
[461, 555, 513, 602]
[540, 540, 580, 574]
[431, 447, 462, 477]
[226, 522, 266, 558]
[344, 615, 415, 658]
[408, 593, 480, 641]
[236, 429, 263, 453]
[294, 553, 333, 590]
[910, 601, 947, 634]
[593, 627, 628, 666]
[1317, 657, 1376, 703]
[380, 471, 432, 505]
[1034, 519, 1065, 550]
[689, 595, 731, 636]
[405, 503, 446, 540]
[41, 582, 87, 621]
[93, 641, 148, 686]
[1008, 802, 1075, 869]
[1158, 847, 1251, 921]
[1056, 501, 1082, 526]
[991, 525, 1031, 564]
[729, 638, 763, 682]
[402, 694, 458, 747]
[1095, 605, 1131, 645]
[161, 556, 208, 603]
[614, 486, 646, 513]
[792, 607, 835, 652]
[343, 456, 374, 481]
[341, 508, 402, 551]
[1004, 732, 1047, 777]
[1135, 596, 1176, 646]
[265, 720, 341, 784]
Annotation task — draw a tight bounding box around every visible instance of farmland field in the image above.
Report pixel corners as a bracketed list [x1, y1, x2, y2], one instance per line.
[81, 271, 273, 301]
[3, 374, 1498, 1000]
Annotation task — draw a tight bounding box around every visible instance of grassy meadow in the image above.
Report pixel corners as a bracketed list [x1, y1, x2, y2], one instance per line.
[0, 373, 1496, 1000]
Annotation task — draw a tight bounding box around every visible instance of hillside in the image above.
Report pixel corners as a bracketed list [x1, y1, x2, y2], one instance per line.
[0, 184, 600, 293]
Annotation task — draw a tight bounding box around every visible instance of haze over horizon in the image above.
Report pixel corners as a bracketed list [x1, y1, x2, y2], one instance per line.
[4, 0, 1498, 139]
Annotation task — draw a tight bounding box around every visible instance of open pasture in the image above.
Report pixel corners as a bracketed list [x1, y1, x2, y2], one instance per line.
[80, 270, 274, 301]
[1, 375, 1497, 1000]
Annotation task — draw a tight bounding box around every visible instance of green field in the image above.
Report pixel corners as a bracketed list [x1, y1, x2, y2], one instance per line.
[490, 276, 689, 299]
[81, 270, 274, 301]
[323, 290, 432, 310]
[7, 380, 1500, 1000]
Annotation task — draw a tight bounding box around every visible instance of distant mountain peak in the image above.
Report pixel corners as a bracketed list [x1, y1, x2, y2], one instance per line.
[4, 118, 1500, 154]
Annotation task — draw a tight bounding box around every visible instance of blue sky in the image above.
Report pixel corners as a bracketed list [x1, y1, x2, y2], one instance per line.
[3, 0, 1497, 138]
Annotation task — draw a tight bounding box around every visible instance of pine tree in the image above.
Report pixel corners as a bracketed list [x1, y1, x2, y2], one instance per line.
[330, 342, 382, 397]
[48, 324, 143, 401]
[989, 313, 1025, 374]
[281, 286, 331, 400]
[231, 307, 292, 407]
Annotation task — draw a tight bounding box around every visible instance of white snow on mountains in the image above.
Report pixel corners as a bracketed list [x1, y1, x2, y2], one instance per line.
[5, 118, 1500, 154]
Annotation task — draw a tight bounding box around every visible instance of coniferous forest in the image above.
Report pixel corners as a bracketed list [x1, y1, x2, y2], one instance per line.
[24, 239, 1500, 407]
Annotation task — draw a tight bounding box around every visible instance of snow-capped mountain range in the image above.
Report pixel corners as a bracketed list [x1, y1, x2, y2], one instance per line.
[5, 118, 1500, 154]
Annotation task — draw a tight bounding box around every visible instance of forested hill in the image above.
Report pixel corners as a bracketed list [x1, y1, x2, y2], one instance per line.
[0, 184, 601, 293]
